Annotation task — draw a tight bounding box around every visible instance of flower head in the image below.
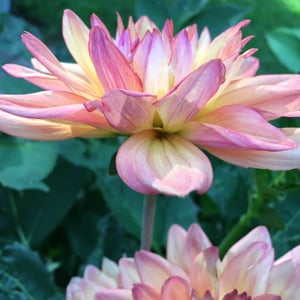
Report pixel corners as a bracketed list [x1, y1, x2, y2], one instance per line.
[1, 10, 300, 196]
[66, 223, 300, 300]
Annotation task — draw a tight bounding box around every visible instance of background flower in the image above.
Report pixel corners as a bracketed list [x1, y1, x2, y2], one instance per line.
[66, 223, 300, 300]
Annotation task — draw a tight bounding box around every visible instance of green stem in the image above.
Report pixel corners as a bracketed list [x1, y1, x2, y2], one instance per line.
[141, 194, 156, 250]
[219, 171, 265, 257]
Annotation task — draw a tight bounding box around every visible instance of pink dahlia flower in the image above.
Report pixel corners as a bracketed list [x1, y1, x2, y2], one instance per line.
[1, 10, 300, 196]
[66, 223, 300, 300]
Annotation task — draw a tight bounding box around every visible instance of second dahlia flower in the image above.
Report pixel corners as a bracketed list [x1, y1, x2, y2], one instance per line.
[66, 223, 300, 300]
[1, 10, 300, 196]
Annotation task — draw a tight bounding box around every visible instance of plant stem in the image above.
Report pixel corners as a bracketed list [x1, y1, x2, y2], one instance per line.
[141, 194, 156, 250]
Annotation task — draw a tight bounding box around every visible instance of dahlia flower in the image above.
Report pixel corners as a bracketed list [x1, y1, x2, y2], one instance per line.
[66, 223, 300, 300]
[1, 10, 300, 196]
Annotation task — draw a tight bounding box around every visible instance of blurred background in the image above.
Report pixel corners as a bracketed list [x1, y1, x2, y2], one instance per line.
[0, 0, 300, 299]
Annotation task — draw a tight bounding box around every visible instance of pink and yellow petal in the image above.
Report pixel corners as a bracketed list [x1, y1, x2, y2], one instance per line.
[94, 89, 156, 133]
[156, 59, 225, 132]
[63, 9, 100, 88]
[160, 276, 193, 300]
[204, 128, 300, 170]
[167, 224, 187, 265]
[95, 289, 132, 300]
[132, 284, 160, 300]
[118, 257, 140, 289]
[182, 105, 296, 151]
[89, 27, 142, 92]
[116, 130, 213, 196]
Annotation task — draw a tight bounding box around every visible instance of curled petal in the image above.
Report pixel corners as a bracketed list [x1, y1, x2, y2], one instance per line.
[182, 105, 296, 151]
[116, 130, 213, 196]
[96, 89, 156, 133]
[156, 59, 225, 131]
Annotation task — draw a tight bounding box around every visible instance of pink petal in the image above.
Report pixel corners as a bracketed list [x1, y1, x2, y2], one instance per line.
[160, 276, 192, 300]
[253, 295, 281, 300]
[63, 9, 100, 88]
[182, 224, 213, 269]
[0, 91, 111, 128]
[134, 250, 188, 292]
[204, 128, 300, 170]
[118, 257, 140, 289]
[2, 64, 69, 92]
[89, 27, 142, 92]
[220, 242, 274, 297]
[0, 110, 97, 140]
[266, 258, 300, 298]
[132, 29, 170, 95]
[95, 289, 132, 300]
[217, 75, 300, 119]
[116, 130, 213, 196]
[190, 247, 219, 298]
[182, 105, 296, 151]
[171, 29, 193, 84]
[96, 89, 156, 133]
[156, 59, 225, 131]
[167, 225, 187, 265]
[22, 33, 99, 98]
[132, 284, 160, 300]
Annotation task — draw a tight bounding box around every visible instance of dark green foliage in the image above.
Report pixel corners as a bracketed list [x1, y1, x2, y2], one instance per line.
[0, 0, 299, 296]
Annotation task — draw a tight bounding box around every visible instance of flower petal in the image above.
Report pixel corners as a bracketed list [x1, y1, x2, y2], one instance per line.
[132, 284, 160, 300]
[216, 75, 300, 119]
[204, 128, 300, 170]
[95, 289, 132, 300]
[167, 224, 187, 265]
[118, 257, 140, 289]
[132, 29, 170, 95]
[0, 91, 111, 129]
[96, 89, 156, 133]
[134, 250, 188, 292]
[116, 130, 213, 196]
[161, 276, 192, 300]
[156, 59, 225, 131]
[0, 110, 97, 140]
[63, 9, 100, 88]
[2, 64, 69, 92]
[182, 105, 296, 151]
[89, 27, 142, 92]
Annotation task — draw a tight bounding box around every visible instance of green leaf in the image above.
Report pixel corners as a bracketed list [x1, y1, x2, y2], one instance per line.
[0, 138, 58, 192]
[15, 159, 88, 245]
[0, 243, 56, 300]
[266, 27, 300, 73]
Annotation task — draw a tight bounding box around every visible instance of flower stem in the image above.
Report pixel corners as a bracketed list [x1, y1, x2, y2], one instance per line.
[141, 194, 156, 250]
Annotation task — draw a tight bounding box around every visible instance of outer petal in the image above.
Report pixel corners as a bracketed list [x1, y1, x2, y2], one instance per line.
[21, 33, 99, 99]
[2, 64, 69, 92]
[220, 242, 274, 298]
[182, 224, 212, 269]
[167, 225, 187, 265]
[216, 75, 300, 119]
[0, 91, 111, 129]
[118, 257, 140, 289]
[134, 251, 188, 292]
[94, 89, 156, 133]
[182, 105, 296, 151]
[95, 289, 132, 300]
[204, 128, 300, 170]
[116, 130, 213, 196]
[63, 9, 100, 89]
[0, 110, 99, 140]
[156, 59, 225, 132]
[89, 27, 142, 92]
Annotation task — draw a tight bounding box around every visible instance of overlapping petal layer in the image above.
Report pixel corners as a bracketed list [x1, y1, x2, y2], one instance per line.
[66, 223, 300, 300]
[1, 9, 300, 196]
